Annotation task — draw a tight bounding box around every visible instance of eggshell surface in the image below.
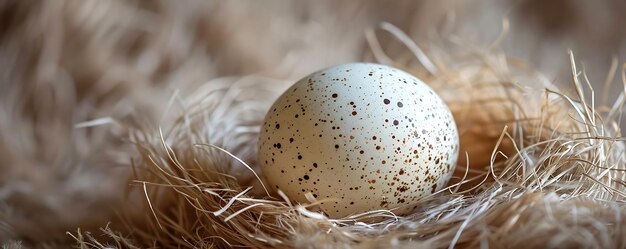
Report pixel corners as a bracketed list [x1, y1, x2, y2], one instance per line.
[259, 63, 459, 218]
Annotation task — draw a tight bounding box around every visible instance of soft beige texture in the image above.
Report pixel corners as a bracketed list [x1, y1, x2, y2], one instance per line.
[1, 1, 625, 248]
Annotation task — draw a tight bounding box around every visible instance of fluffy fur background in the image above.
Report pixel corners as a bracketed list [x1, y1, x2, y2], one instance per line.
[1, 0, 626, 248]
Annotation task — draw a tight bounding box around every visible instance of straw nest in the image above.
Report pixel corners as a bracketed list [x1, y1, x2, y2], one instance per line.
[2, 1, 626, 249]
[68, 24, 626, 249]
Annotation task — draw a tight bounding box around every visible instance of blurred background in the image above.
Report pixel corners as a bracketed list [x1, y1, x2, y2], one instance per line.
[1, 0, 625, 247]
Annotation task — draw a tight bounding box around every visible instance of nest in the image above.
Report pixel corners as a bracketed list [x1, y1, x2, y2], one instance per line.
[2, 1, 625, 249]
[69, 24, 626, 249]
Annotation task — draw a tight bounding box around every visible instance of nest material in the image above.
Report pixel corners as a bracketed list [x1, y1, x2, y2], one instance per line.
[2, 1, 626, 249]
[73, 28, 626, 249]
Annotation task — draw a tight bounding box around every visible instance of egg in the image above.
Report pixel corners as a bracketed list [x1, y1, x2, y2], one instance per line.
[258, 63, 459, 218]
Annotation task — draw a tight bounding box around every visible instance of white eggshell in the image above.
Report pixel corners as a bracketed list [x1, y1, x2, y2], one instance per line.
[259, 63, 459, 218]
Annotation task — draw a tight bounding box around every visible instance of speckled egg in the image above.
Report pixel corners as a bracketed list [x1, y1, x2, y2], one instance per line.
[258, 63, 459, 218]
